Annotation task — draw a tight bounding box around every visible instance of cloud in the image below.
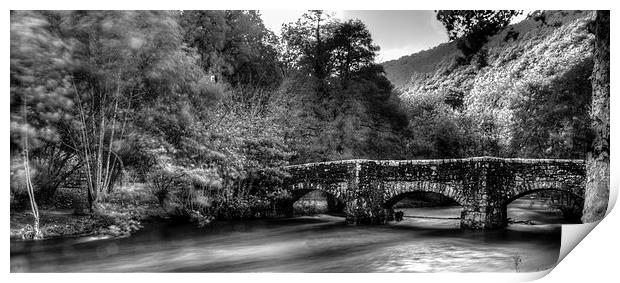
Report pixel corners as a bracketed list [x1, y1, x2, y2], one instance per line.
[260, 10, 305, 35]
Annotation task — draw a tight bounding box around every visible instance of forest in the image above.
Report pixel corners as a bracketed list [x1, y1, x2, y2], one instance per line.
[9, 10, 608, 239]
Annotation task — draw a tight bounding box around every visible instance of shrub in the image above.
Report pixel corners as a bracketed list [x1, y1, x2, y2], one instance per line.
[293, 200, 328, 215]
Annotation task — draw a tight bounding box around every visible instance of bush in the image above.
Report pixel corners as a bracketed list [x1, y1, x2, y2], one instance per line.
[214, 195, 272, 220]
[293, 200, 328, 215]
[90, 204, 144, 238]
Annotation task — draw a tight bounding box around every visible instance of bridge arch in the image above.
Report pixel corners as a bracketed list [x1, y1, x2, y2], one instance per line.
[288, 181, 347, 204]
[290, 189, 345, 215]
[279, 182, 348, 216]
[504, 175, 584, 203]
[381, 181, 468, 208]
[502, 188, 584, 224]
[503, 188, 584, 207]
[384, 190, 461, 209]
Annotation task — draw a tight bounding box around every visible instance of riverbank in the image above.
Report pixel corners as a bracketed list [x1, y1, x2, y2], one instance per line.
[10, 207, 166, 241]
[11, 181, 295, 241]
[10, 183, 167, 240]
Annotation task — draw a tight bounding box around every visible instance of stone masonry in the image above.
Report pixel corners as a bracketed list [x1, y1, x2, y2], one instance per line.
[283, 157, 585, 229]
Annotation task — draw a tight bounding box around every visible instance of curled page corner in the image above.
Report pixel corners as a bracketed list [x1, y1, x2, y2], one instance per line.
[519, 268, 554, 282]
[551, 151, 617, 276]
[553, 187, 615, 273]
[501, 214, 610, 282]
[606, 179, 618, 214]
[559, 221, 600, 263]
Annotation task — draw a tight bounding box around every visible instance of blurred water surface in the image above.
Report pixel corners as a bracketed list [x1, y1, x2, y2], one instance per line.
[11, 201, 562, 273]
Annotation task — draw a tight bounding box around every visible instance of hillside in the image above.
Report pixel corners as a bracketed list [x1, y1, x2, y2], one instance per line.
[381, 42, 458, 89]
[382, 10, 595, 158]
[382, 10, 593, 92]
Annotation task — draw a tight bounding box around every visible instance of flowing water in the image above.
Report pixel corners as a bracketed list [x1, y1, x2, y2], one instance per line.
[10, 199, 563, 273]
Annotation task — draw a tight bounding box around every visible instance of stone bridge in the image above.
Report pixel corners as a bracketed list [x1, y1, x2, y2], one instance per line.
[282, 157, 585, 229]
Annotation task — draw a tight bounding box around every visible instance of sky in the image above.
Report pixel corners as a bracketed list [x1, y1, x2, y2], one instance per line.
[260, 10, 528, 63]
[260, 10, 450, 63]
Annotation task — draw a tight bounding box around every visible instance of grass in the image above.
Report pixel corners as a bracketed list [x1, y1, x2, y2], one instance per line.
[10, 210, 96, 239]
[513, 251, 523, 272]
[10, 182, 167, 240]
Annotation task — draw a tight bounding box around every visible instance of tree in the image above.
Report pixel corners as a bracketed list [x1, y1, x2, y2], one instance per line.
[510, 58, 593, 159]
[329, 19, 380, 87]
[180, 10, 283, 89]
[10, 11, 210, 212]
[281, 11, 409, 161]
[582, 11, 610, 222]
[282, 14, 381, 89]
[281, 10, 338, 95]
[65, 11, 199, 210]
[436, 10, 522, 63]
[11, 11, 76, 238]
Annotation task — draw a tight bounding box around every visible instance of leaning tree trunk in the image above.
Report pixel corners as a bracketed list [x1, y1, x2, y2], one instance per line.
[582, 10, 610, 223]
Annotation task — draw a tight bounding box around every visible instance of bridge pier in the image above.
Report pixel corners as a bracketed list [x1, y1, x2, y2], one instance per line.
[460, 206, 506, 229]
[342, 201, 508, 228]
[343, 200, 391, 225]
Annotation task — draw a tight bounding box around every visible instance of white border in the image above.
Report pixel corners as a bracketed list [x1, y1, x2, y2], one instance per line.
[3, 1, 618, 283]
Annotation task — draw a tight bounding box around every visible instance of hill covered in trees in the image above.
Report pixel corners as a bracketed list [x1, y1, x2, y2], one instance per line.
[383, 10, 595, 159]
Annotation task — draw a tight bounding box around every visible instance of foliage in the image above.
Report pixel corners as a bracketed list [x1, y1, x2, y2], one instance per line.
[10, 11, 75, 154]
[129, 77, 296, 221]
[510, 58, 593, 158]
[293, 200, 328, 215]
[62, 11, 206, 208]
[10, 10, 413, 227]
[49, 187, 88, 210]
[436, 10, 522, 62]
[281, 11, 338, 84]
[10, 10, 79, 238]
[401, 91, 477, 158]
[281, 12, 410, 161]
[180, 10, 283, 89]
[10, 182, 160, 240]
[10, 10, 211, 212]
[282, 13, 380, 88]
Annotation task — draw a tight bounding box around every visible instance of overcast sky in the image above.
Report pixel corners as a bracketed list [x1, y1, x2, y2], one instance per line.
[260, 10, 450, 63]
[260, 10, 528, 63]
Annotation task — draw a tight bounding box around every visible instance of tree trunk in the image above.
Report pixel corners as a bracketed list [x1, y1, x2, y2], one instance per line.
[582, 10, 610, 223]
[22, 103, 42, 239]
[23, 153, 42, 239]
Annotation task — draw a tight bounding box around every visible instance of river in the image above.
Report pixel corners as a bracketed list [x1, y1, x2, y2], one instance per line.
[10, 199, 563, 273]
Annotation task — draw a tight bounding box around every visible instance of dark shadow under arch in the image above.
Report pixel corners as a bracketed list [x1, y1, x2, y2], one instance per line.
[384, 191, 462, 209]
[504, 188, 584, 207]
[502, 188, 584, 224]
[290, 188, 345, 214]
